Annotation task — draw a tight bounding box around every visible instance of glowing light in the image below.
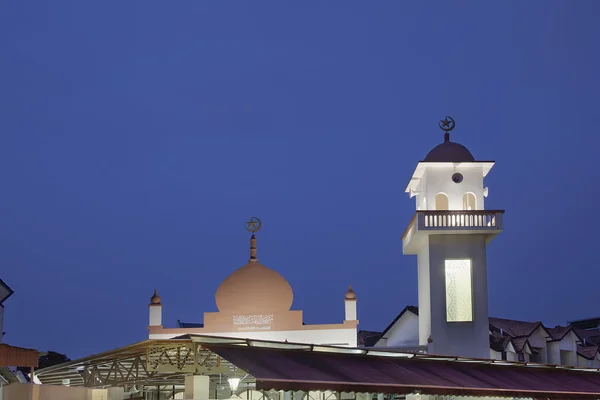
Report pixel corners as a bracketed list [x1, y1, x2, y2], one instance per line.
[445, 259, 473, 322]
[228, 378, 241, 391]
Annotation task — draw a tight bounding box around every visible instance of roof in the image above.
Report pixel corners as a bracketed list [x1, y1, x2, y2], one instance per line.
[511, 337, 531, 353]
[423, 140, 475, 162]
[0, 279, 14, 305]
[489, 333, 512, 352]
[378, 305, 419, 340]
[0, 344, 39, 368]
[578, 345, 600, 361]
[204, 341, 600, 399]
[357, 330, 382, 347]
[176, 320, 204, 328]
[569, 317, 600, 330]
[34, 334, 600, 398]
[547, 325, 580, 342]
[574, 328, 600, 342]
[489, 317, 546, 338]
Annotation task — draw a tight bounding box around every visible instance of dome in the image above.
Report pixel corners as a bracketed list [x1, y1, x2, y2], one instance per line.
[215, 262, 294, 313]
[424, 134, 475, 162]
[150, 289, 161, 305]
[345, 285, 357, 300]
[424, 140, 475, 162]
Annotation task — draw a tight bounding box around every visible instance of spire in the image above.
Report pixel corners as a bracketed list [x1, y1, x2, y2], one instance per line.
[244, 217, 262, 263]
[249, 234, 257, 262]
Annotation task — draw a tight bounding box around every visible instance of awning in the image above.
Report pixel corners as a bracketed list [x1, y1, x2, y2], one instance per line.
[0, 344, 38, 368]
[205, 343, 600, 399]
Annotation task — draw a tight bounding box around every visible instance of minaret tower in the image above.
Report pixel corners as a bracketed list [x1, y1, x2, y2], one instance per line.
[402, 117, 504, 359]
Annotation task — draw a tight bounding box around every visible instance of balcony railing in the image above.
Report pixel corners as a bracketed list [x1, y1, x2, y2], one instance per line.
[402, 210, 504, 240]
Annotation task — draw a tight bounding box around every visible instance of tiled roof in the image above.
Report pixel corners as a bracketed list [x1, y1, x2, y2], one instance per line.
[358, 330, 382, 347]
[511, 337, 530, 353]
[574, 329, 600, 346]
[489, 317, 543, 338]
[547, 325, 573, 341]
[577, 345, 599, 360]
[489, 334, 511, 352]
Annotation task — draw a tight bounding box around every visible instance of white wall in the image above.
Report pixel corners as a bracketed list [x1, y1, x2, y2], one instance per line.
[149, 305, 162, 327]
[427, 234, 490, 359]
[150, 327, 357, 347]
[417, 238, 431, 346]
[547, 341, 560, 365]
[414, 165, 486, 211]
[384, 311, 419, 347]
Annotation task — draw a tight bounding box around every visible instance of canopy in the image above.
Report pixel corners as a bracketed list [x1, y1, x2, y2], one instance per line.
[205, 343, 600, 399]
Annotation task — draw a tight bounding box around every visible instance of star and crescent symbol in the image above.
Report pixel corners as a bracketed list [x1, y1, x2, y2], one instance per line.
[439, 116, 456, 132]
[245, 217, 262, 233]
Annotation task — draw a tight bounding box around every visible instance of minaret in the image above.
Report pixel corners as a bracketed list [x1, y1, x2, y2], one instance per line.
[148, 289, 162, 328]
[402, 117, 504, 359]
[344, 285, 357, 322]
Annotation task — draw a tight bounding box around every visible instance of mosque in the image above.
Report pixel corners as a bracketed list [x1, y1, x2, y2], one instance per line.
[2, 117, 600, 399]
[147, 226, 358, 347]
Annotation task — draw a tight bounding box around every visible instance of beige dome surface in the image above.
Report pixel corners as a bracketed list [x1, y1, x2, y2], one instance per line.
[215, 262, 294, 313]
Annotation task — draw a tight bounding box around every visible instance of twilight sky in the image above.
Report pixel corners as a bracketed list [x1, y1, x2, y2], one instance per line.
[1, 1, 599, 359]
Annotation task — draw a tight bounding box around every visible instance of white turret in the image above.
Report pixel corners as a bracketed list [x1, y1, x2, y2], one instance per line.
[149, 289, 162, 328]
[402, 117, 503, 359]
[344, 285, 357, 322]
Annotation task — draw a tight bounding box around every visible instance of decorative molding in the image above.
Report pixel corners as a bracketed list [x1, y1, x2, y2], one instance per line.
[233, 314, 274, 326]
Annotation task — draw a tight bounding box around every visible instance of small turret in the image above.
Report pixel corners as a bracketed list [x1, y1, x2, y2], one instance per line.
[149, 289, 163, 327]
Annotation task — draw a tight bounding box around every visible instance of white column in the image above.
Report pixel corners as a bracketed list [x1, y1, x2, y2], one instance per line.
[149, 304, 162, 327]
[344, 300, 357, 321]
[377, 394, 384, 400]
[184, 375, 210, 400]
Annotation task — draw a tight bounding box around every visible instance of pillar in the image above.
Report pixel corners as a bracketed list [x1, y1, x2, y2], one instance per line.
[184, 375, 210, 400]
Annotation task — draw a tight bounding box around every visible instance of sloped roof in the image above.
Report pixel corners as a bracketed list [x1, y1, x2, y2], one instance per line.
[489, 317, 546, 338]
[547, 325, 579, 341]
[205, 342, 600, 399]
[358, 330, 382, 347]
[578, 345, 600, 361]
[489, 333, 512, 352]
[512, 337, 531, 353]
[575, 329, 600, 346]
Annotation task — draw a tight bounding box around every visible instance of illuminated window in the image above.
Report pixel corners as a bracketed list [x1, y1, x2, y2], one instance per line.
[435, 193, 448, 210]
[463, 193, 476, 210]
[445, 259, 473, 322]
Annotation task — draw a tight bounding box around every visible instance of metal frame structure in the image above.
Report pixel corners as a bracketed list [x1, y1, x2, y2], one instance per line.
[35, 337, 244, 395]
[34, 334, 600, 399]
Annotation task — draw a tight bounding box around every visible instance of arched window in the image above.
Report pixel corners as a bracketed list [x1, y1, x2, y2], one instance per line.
[463, 193, 476, 210]
[435, 193, 449, 210]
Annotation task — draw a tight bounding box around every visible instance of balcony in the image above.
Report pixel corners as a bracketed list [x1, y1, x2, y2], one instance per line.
[402, 210, 504, 254]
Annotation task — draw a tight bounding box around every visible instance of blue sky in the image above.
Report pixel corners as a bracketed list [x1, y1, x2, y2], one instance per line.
[1, 1, 599, 358]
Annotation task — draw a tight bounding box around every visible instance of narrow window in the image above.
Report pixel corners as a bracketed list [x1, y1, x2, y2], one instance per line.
[445, 259, 473, 322]
[435, 193, 448, 210]
[463, 193, 476, 210]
